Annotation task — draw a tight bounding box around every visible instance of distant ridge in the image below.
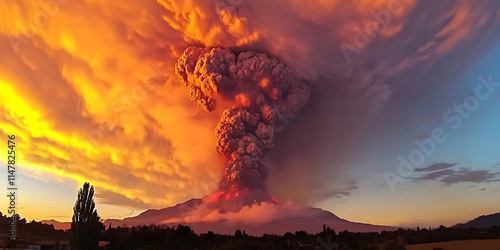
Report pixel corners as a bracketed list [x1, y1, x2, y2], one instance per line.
[41, 219, 71, 230]
[453, 212, 500, 228]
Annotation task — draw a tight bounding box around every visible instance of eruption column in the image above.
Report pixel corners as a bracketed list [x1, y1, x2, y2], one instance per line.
[176, 46, 310, 191]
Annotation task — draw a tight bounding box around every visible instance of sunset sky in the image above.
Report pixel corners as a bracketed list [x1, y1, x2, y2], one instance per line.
[1, 0, 499, 228]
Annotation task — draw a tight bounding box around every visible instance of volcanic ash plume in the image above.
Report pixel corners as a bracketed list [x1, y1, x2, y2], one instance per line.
[176, 46, 310, 192]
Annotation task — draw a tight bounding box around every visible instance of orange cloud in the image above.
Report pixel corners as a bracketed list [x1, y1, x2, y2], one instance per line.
[158, 0, 259, 46]
[1, 0, 222, 212]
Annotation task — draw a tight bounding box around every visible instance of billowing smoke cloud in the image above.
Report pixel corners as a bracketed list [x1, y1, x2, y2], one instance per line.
[175, 46, 310, 190]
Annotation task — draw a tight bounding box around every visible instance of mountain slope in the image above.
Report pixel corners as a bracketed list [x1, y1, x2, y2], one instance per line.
[104, 190, 397, 235]
[454, 212, 500, 228]
[41, 219, 71, 230]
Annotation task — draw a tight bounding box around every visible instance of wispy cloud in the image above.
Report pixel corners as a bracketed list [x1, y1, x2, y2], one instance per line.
[410, 162, 500, 186]
[414, 163, 457, 172]
[440, 168, 500, 186]
[311, 179, 359, 202]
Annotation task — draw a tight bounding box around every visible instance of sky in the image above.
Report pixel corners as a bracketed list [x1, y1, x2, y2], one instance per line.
[0, 0, 499, 228]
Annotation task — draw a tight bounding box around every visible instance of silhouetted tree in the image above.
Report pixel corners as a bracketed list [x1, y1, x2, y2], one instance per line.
[235, 229, 243, 238]
[70, 182, 103, 250]
[173, 224, 195, 247]
[206, 231, 215, 241]
[295, 230, 308, 239]
[327, 226, 337, 242]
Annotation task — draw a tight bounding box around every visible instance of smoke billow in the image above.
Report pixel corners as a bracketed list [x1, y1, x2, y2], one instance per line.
[175, 46, 310, 191]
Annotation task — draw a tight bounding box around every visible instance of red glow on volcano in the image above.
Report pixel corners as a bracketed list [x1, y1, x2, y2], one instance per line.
[202, 186, 284, 212]
[204, 191, 225, 204]
[270, 196, 285, 206]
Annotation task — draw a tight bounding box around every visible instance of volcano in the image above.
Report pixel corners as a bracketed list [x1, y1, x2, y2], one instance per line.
[104, 189, 397, 235]
[102, 47, 399, 235]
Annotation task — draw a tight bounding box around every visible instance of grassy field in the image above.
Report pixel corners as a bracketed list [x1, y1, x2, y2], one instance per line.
[406, 239, 500, 250]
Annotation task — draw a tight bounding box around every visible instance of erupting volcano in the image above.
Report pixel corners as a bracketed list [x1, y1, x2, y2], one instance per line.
[175, 46, 310, 210]
[103, 47, 397, 234]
